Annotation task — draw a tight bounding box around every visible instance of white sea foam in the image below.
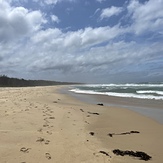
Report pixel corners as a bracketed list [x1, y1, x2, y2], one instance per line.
[70, 83, 163, 100]
[83, 83, 163, 87]
[70, 89, 107, 95]
[106, 92, 163, 100]
[137, 90, 163, 95]
[70, 89, 163, 100]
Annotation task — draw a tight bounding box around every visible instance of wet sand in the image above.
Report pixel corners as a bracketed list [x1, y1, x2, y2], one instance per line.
[0, 86, 163, 163]
[67, 89, 163, 124]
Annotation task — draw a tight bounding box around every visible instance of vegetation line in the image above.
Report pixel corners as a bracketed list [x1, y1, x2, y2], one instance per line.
[0, 75, 79, 87]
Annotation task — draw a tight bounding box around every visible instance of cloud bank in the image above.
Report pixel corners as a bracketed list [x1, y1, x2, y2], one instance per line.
[0, 0, 163, 83]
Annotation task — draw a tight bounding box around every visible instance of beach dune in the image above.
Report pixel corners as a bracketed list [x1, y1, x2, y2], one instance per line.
[0, 86, 163, 163]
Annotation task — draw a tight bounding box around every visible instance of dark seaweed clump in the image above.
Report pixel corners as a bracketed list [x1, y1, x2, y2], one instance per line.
[113, 149, 152, 161]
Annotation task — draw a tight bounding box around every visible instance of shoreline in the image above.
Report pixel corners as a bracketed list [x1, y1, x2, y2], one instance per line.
[64, 86, 163, 124]
[62, 86, 163, 163]
[0, 86, 163, 163]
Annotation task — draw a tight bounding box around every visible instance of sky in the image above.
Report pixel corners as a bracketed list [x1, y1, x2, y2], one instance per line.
[0, 0, 163, 83]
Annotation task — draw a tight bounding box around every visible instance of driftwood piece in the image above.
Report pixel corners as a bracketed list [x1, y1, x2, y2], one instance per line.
[108, 131, 140, 137]
[87, 112, 99, 115]
[99, 151, 110, 157]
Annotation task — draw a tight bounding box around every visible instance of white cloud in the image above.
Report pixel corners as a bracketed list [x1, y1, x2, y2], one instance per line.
[90, 8, 100, 18]
[128, 0, 163, 34]
[44, 0, 59, 4]
[0, 0, 163, 83]
[31, 25, 124, 53]
[51, 15, 60, 23]
[5, 0, 28, 3]
[31, 28, 62, 44]
[35, 0, 76, 5]
[0, 1, 46, 42]
[25, 25, 125, 76]
[26, 32, 163, 82]
[100, 6, 123, 19]
[80, 25, 123, 47]
[1, 20, 163, 82]
[96, 0, 106, 3]
[94, 8, 100, 15]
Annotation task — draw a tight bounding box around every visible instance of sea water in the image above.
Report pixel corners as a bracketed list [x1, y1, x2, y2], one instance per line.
[70, 83, 163, 100]
[69, 83, 163, 123]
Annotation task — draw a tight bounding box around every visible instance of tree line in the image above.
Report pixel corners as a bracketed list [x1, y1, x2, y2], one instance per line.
[0, 75, 78, 87]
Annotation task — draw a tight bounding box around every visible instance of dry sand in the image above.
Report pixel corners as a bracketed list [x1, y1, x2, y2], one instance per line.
[0, 86, 163, 163]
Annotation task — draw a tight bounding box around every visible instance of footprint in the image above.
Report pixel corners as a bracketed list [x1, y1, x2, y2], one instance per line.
[44, 118, 50, 123]
[85, 121, 90, 124]
[45, 140, 50, 145]
[46, 113, 51, 116]
[47, 131, 52, 135]
[36, 137, 45, 142]
[36, 137, 50, 145]
[37, 128, 43, 132]
[20, 147, 31, 153]
[49, 116, 55, 119]
[45, 153, 51, 160]
[43, 123, 49, 127]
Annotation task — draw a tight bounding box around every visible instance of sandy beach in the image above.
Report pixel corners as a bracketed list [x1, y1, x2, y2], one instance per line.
[0, 86, 163, 163]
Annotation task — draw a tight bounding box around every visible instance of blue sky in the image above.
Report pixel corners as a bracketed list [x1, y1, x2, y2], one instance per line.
[0, 0, 163, 83]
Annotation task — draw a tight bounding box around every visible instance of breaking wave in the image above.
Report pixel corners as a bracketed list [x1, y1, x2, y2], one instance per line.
[70, 83, 163, 100]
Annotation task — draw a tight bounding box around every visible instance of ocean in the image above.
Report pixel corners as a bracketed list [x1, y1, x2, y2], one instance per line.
[70, 83, 163, 100]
